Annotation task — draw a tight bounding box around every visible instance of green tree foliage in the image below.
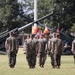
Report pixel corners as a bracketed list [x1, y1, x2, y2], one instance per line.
[38, 0, 54, 18]
[25, 0, 74, 30]
[37, 0, 55, 28]
[37, 0, 75, 30]
[0, 0, 75, 32]
[52, 0, 75, 30]
[0, 0, 25, 32]
[22, 0, 33, 14]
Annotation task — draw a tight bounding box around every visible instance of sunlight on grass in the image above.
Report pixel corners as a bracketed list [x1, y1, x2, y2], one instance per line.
[0, 48, 75, 75]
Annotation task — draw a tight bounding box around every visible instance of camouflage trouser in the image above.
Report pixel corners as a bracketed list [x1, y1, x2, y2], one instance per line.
[26, 53, 36, 68]
[50, 52, 61, 67]
[38, 52, 47, 66]
[74, 55, 75, 64]
[50, 52, 57, 67]
[8, 52, 16, 67]
[56, 54, 61, 66]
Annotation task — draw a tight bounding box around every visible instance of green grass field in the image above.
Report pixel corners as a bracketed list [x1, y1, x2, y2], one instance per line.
[0, 48, 75, 75]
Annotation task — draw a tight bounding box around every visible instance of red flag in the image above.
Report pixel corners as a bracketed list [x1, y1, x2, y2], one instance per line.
[32, 26, 38, 34]
[35, 28, 43, 38]
[44, 26, 50, 34]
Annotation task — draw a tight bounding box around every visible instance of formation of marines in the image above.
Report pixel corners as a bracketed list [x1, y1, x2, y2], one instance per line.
[23, 28, 63, 69]
[5, 27, 75, 69]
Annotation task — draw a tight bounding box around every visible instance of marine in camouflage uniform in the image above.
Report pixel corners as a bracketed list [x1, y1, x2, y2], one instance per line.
[23, 35, 30, 54]
[26, 34, 38, 68]
[72, 38, 75, 64]
[55, 34, 63, 68]
[5, 31, 19, 68]
[38, 34, 47, 68]
[48, 33, 57, 68]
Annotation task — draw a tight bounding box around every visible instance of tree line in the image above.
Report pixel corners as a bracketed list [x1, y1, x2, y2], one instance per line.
[0, 0, 75, 33]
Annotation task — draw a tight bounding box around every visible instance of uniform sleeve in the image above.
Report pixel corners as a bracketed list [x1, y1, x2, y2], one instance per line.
[48, 39, 52, 51]
[23, 40, 28, 51]
[72, 41, 74, 52]
[61, 41, 64, 51]
[36, 41, 39, 55]
[5, 39, 9, 50]
[15, 39, 19, 53]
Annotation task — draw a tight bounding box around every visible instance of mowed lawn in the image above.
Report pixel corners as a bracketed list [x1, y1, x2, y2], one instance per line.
[0, 48, 75, 75]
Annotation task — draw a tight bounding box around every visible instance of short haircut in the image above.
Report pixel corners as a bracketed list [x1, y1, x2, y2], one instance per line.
[9, 31, 14, 36]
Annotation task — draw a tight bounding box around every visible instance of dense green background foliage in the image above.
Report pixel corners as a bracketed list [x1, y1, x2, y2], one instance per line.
[0, 0, 75, 32]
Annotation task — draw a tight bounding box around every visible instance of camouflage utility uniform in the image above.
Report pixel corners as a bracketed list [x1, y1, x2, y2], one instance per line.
[38, 38, 47, 68]
[48, 34, 63, 68]
[26, 38, 38, 68]
[49, 37, 57, 68]
[55, 35, 63, 68]
[72, 39, 75, 64]
[5, 32, 19, 68]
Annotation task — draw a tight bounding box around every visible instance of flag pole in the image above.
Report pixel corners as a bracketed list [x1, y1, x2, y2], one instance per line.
[34, 0, 38, 28]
